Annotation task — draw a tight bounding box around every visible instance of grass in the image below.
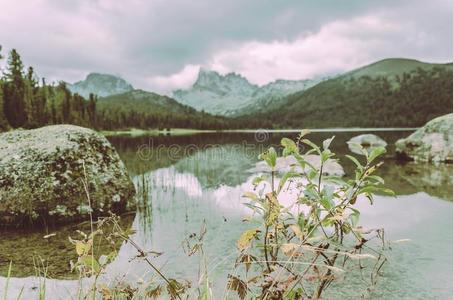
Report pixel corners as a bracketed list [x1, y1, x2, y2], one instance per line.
[2, 261, 12, 300]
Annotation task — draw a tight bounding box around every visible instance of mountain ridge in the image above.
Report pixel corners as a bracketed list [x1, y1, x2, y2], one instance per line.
[67, 73, 134, 98]
[173, 68, 321, 115]
[244, 58, 453, 128]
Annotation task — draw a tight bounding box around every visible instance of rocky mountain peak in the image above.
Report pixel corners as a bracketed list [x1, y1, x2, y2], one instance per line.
[172, 67, 320, 115]
[68, 72, 134, 98]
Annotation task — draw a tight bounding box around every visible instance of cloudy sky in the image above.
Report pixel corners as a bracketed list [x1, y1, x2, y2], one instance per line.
[1, 0, 452, 93]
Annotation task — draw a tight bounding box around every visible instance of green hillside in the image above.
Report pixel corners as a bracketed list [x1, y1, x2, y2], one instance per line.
[345, 58, 453, 79]
[243, 59, 453, 128]
[96, 89, 233, 130]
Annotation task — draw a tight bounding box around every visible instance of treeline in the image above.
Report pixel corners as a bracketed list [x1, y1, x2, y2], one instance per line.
[0, 47, 97, 131]
[243, 67, 453, 128]
[0, 47, 243, 131]
[95, 91, 236, 130]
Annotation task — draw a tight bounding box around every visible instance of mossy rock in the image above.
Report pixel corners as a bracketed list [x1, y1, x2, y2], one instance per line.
[0, 125, 135, 226]
[396, 113, 453, 163]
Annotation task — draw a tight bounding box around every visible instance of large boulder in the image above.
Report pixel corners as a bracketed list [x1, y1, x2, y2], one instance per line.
[0, 125, 135, 225]
[396, 114, 453, 163]
[347, 134, 387, 155]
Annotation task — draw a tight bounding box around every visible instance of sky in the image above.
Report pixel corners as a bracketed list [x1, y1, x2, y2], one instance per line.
[1, 0, 453, 94]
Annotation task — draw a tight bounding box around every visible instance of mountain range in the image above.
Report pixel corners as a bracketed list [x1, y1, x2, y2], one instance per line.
[68, 58, 453, 129]
[172, 69, 322, 115]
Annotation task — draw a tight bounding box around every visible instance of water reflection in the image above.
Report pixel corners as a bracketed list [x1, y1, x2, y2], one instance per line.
[107, 131, 453, 298]
[111, 131, 453, 202]
[2, 131, 453, 299]
[380, 161, 453, 201]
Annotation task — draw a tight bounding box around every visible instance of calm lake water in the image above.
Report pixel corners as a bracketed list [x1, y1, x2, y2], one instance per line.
[1, 131, 453, 299]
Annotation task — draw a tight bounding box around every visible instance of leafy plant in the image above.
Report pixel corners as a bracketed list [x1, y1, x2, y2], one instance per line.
[229, 131, 391, 299]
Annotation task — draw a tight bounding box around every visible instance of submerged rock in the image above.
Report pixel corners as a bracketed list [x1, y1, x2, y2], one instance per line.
[347, 134, 387, 155]
[0, 125, 135, 225]
[396, 113, 453, 163]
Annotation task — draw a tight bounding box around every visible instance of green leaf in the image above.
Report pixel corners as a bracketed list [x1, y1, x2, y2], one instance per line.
[350, 208, 360, 227]
[75, 241, 91, 256]
[358, 185, 379, 194]
[368, 146, 386, 163]
[281, 138, 298, 156]
[80, 256, 100, 273]
[277, 171, 298, 193]
[243, 202, 264, 212]
[252, 176, 264, 186]
[297, 213, 305, 232]
[320, 197, 333, 210]
[299, 129, 310, 139]
[324, 176, 347, 186]
[321, 149, 333, 163]
[302, 139, 321, 154]
[304, 186, 318, 201]
[259, 147, 277, 168]
[320, 186, 335, 210]
[345, 155, 363, 170]
[242, 191, 259, 201]
[323, 185, 335, 202]
[369, 175, 385, 185]
[307, 169, 318, 180]
[379, 188, 396, 196]
[237, 229, 259, 251]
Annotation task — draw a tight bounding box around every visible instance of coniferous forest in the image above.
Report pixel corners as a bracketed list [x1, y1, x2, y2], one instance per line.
[248, 67, 453, 128]
[0, 47, 97, 131]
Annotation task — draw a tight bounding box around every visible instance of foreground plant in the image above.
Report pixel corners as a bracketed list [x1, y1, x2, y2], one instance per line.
[229, 131, 392, 299]
[64, 131, 391, 299]
[69, 214, 188, 300]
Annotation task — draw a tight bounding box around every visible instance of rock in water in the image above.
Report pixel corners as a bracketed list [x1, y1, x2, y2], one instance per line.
[347, 134, 387, 155]
[395, 113, 453, 163]
[0, 125, 135, 225]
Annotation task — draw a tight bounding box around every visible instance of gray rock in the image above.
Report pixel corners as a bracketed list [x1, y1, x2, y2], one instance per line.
[347, 134, 387, 155]
[396, 114, 453, 163]
[0, 125, 135, 225]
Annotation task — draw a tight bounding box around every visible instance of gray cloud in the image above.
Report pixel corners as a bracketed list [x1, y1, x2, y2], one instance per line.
[0, 0, 452, 93]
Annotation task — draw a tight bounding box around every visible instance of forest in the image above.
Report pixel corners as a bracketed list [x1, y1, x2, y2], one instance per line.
[244, 67, 453, 128]
[2, 46, 453, 132]
[0, 47, 97, 131]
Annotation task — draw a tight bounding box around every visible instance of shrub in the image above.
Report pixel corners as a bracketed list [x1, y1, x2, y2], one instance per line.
[228, 131, 391, 299]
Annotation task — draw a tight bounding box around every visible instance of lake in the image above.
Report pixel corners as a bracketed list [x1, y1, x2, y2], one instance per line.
[1, 130, 453, 299]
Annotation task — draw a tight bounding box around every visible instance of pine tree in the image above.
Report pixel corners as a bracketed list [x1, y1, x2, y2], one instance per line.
[88, 93, 97, 127]
[24, 66, 37, 127]
[4, 49, 27, 128]
[0, 46, 10, 130]
[0, 82, 10, 130]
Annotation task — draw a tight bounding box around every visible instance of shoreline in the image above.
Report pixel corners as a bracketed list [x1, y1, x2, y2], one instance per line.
[101, 127, 418, 136]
